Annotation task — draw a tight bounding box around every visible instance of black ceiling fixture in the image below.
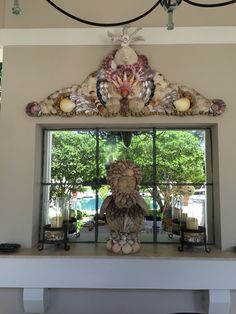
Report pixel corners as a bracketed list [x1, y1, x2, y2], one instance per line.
[43, 0, 236, 30]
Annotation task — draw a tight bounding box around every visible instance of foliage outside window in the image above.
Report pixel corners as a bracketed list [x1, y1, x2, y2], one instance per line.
[41, 128, 213, 244]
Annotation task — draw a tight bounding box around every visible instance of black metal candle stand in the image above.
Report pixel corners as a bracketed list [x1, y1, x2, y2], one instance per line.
[38, 224, 70, 251]
[168, 218, 186, 238]
[178, 226, 211, 253]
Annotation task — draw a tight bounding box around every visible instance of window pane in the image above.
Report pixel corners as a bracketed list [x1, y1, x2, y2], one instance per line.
[97, 184, 111, 243]
[156, 130, 206, 184]
[50, 130, 97, 187]
[154, 130, 211, 243]
[41, 128, 213, 245]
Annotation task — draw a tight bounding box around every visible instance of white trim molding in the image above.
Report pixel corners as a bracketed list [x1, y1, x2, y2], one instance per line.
[23, 288, 48, 314]
[0, 256, 235, 313]
[0, 26, 236, 46]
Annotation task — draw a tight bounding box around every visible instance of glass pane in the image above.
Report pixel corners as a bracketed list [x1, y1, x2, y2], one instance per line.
[156, 130, 206, 183]
[41, 128, 213, 245]
[99, 130, 153, 185]
[50, 130, 97, 187]
[138, 186, 156, 243]
[155, 130, 208, 243]
[97, 185, 110, 243]
[43, 130, 97, 242]
[70, 186, 98, 242]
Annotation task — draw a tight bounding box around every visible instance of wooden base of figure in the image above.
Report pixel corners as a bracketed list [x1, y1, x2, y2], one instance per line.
[106, 232, 141, 254]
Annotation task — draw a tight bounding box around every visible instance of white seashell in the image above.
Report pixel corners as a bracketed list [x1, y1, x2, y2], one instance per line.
[112, 243, 121, 254]
[44, 98, 54, 106]
[132, 242, 140, 253]
[40, 101, 50, 114]
[50, 91, 60, 100]
[61, 87, 71, 94]
[106, 240, 113, 251]
[129, 98, 145, 113]
[119, 240, 126, 246]
[122, 243, 132, 254]
[71, 84, 80, 93]
[60, 98, 75, 113]
[174, 97, 190, 112]
[106, 98, 120, 114]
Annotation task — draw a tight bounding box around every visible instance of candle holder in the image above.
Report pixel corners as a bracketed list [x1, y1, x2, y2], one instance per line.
[168, 196, 187, 239]
[178, 226, 211, 253]
[38, 223, 70, 251]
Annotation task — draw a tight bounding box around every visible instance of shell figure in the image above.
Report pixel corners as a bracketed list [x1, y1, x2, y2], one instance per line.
[100, 160, 148, 254]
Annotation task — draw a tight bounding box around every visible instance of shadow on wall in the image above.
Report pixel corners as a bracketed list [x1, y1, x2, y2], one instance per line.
[46, 289, 207, 314]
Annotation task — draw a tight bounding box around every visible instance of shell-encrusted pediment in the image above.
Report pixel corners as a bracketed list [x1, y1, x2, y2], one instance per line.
[26, 28, 226, 118]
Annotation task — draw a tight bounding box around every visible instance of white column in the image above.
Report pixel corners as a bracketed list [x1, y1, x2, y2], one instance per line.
[208, 289, 231, 314]
[23, 288, 48, 313]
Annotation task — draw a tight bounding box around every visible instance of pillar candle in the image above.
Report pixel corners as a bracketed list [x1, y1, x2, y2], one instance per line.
[186, 217, 198, 230]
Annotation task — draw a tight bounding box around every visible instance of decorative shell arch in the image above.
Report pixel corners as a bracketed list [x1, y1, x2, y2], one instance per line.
[26, 26, 226, 118]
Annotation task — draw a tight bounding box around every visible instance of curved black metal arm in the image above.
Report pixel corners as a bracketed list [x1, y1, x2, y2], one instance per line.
[46, 0, 161, 27]
[45, 0, 236, 28]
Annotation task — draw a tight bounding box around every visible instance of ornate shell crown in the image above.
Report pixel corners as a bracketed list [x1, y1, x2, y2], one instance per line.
[26, 26, 226, 118]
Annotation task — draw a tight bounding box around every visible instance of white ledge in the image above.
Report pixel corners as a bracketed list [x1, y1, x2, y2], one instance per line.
[0, 27, 236, 46]
[0, 243, 235, 290]
[0, 244, 235, 314]
[0, 254, 236, 289]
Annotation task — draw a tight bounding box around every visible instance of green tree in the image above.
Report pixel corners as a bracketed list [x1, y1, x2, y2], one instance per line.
[50, 130, 206, 212]
[156, 130, 205, 183]
[117, 130, 206, 211]
[51, 131, 98, 197]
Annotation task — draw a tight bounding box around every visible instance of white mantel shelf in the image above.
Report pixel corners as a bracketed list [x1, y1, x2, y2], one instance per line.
[0, 244, 235, 313]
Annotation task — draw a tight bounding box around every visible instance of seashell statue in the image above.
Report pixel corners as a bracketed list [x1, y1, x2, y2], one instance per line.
[100, 160, 148, 254]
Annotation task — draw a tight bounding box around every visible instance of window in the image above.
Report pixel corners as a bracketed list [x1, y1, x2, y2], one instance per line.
[41, 128, 214, 244]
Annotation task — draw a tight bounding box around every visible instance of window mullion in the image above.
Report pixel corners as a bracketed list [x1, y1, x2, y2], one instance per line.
[152, 128, 158, 243]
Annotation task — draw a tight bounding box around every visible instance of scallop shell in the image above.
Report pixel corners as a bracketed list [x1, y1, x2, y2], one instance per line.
[129, 98, 145, 113]
[132, 242, 140, 253]
[106, 239, 113, 251]
[112, 243, 121, 254]
[60, 98, 75, 113]
[122, 243, 132, 254]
